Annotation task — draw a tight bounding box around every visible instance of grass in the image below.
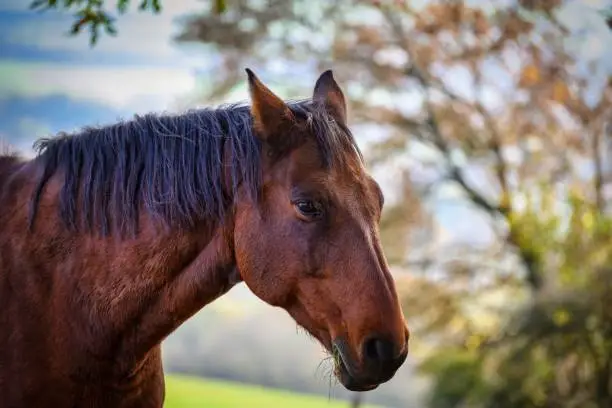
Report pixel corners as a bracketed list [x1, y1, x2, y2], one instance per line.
[164, 374, 373, 408]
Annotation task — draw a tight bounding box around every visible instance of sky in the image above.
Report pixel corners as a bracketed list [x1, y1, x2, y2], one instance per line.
[0, 0, 611, 254]
[2, 0, 608, 144]
[0, 0, 210, 151]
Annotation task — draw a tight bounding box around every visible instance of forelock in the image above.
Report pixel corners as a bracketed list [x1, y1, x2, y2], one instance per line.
[287, 100, 363, 171]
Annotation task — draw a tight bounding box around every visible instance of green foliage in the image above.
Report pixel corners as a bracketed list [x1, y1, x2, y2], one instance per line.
[164, 374, 380, 408]
[27, 0, 234, 46]
[419, 349, 491, 408]
[213, 0, 227, 14]
[419, 191, 612, 407]
[29, 0, 164, 45]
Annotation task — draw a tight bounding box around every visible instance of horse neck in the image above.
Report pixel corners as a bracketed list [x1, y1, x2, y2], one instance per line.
[94, 218, 238, 367]
[5, 163, 239, 368]
[66, 216, 237, 348]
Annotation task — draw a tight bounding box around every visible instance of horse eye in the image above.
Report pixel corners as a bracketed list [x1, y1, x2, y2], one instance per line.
[294, 199, 323, 220]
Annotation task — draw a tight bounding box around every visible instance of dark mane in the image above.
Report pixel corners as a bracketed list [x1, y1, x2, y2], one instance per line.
[28, 100, 361, 236]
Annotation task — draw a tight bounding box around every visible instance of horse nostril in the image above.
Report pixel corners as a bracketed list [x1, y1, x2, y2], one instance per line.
[363, 337, 395, 365]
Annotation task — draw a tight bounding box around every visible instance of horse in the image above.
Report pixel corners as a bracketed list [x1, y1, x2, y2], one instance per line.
[0, 69, 409, 407]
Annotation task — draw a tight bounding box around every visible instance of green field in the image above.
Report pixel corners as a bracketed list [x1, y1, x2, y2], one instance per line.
[165, 374, 375, 408]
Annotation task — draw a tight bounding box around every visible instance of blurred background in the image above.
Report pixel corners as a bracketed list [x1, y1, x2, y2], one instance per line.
[1, 0, 612, 407]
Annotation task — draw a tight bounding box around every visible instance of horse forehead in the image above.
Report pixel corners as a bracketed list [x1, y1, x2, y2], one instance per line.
[332, 166, 379, 217]
[287, 141, 378, 208]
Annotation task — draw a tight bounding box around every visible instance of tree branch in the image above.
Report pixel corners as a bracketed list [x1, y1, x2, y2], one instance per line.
[382, 6, 547, 290]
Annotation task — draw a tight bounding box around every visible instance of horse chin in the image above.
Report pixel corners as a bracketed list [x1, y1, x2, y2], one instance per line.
[332, 343, 380, 392]
[334, 358, 379, 392]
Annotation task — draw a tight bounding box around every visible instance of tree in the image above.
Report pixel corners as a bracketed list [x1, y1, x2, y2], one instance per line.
[28, 0, 227, 45]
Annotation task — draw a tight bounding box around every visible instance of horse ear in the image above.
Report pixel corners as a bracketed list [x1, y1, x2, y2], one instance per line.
[313, 70, 347, 126]
[246, 68, 294, 142]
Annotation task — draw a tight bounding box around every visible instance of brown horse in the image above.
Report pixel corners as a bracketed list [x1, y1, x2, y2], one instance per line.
[0, 70, 409, 407]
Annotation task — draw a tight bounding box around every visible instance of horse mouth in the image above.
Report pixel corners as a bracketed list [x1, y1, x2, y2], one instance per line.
[332, 344, 379, 392]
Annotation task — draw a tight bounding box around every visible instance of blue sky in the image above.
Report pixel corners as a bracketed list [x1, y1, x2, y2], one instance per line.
[1, 0, 610, 147]
[0, 0, 212, 152]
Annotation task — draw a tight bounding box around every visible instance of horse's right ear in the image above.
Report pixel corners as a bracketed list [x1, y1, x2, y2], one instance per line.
[246, 68, 294, 143]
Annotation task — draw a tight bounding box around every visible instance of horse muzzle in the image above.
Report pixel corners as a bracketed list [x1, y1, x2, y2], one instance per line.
[332, 333, 408, 392]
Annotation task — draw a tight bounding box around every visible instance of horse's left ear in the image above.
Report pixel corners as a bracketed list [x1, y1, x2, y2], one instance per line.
[313, 70, 347, 126]
[246, 68, 294, 143]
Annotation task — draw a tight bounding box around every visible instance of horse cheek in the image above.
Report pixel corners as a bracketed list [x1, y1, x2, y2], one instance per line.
[233, 212, 270, 295]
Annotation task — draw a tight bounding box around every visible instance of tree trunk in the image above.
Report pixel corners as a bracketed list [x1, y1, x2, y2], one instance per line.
[351, 393, 363, 408]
